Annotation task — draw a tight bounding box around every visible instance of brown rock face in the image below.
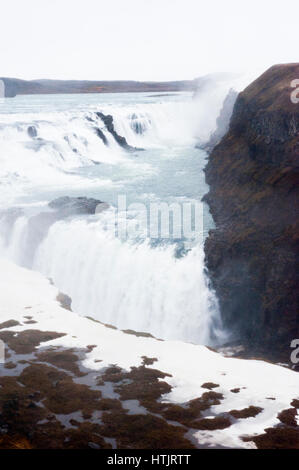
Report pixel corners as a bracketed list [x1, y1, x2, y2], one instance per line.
[204, 64, 299, 362]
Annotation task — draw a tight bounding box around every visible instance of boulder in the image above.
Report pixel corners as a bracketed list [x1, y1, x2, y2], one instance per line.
[27, 126, 38, 138]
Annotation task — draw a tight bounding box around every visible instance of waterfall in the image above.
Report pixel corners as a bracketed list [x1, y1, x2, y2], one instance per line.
[0, 90, 233, 345]
[0, 207, 223, 345]
[0, 92, 231, 199]
[32, 218, 222, 344]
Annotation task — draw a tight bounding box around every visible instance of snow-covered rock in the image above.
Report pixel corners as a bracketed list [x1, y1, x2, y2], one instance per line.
[0, 258, 298, 449]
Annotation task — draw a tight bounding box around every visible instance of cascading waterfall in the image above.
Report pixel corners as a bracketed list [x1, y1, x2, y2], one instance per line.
[32, 218, 222, 344]
[0, 90, 233, 345]
[0, 107, 166, 202]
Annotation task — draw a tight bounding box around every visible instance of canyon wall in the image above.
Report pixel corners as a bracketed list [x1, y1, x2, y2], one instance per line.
[204, 64, 299, 361]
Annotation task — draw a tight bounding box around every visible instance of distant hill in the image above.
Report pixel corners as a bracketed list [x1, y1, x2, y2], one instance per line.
[0, 77, 195, 97]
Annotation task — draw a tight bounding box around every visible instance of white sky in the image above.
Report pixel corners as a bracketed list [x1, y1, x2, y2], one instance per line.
[0, 0, 298, 81]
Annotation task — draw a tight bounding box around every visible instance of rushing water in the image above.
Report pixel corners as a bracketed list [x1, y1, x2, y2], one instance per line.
[0, 91, 229, 345]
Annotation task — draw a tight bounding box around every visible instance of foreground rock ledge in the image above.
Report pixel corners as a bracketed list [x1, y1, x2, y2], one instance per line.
[0, 259, 298, 449]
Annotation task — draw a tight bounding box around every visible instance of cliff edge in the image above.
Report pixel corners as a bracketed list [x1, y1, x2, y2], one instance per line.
[204, 64, 299, 362]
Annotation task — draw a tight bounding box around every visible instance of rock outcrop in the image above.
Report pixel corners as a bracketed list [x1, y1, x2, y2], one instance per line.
[27, 126, 38, 139]
[204, 64, 299, 362]
[48, 196, 108, 216]
[96, 112, 143, 152]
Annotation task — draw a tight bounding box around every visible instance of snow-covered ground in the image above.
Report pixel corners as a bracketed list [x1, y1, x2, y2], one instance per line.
[0, 258, 298, 449]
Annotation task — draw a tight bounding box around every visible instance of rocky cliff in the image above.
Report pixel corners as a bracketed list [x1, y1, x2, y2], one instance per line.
[204, 64, 299, 363]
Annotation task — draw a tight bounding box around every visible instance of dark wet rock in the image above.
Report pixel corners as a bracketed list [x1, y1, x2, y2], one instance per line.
[63, 135, 79, 153]
[0, 320, 20, 330]
[193, 416, 231, 430]
[85, 316, 117, 330]
[35, 349, 86, 377]
[201, 382, 219, 390]
[160, 390, 225, 428]
[97, 366, 124, 384]
[56, 292, 72, 311]
[0, 329, 66, 354]
[196, 391, 224, 407]
[100, 412, 194, 449]
[4, 362, 17, 370]
[291, 398, 299, 408]
[277, 408, 298, 426]
[48, 196, 108, 216]
[204, 63, 299, 363]
[94, 126, 108, 146]
[243, 426, 299, 449]
[96, 111, 144, 151]
[229, 406, 263, 419]
[27, 126, 38, 138]
[121, 329, 156, 339]
[130, 113, 146, 135]
[141, 356, 158, 366]
[115, 366, 172, 404]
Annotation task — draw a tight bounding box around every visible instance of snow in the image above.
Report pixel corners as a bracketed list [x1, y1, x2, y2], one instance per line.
[0, 258, 298, 449]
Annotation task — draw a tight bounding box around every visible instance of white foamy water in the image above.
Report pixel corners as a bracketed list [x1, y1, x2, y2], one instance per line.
[33, 218, 221, 343]
[0, 89, 235, 345]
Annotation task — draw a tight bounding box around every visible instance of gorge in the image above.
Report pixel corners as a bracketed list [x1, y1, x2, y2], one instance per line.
[0, 65, 298, 449]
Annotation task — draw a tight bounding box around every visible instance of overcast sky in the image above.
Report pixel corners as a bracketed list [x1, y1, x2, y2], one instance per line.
[1, 0, 298, 81]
